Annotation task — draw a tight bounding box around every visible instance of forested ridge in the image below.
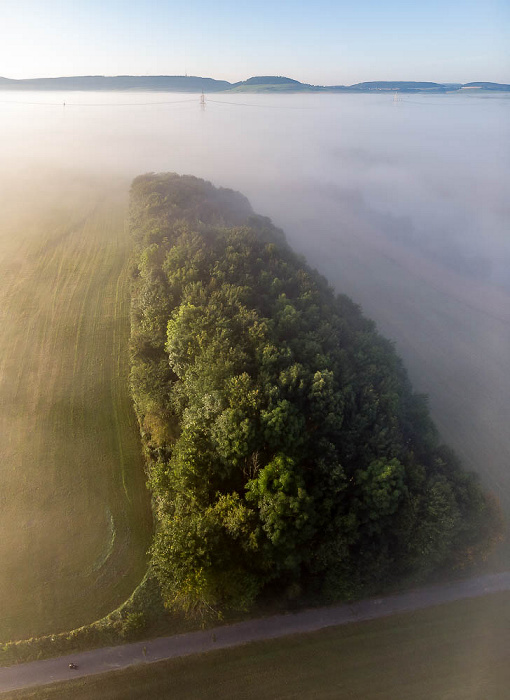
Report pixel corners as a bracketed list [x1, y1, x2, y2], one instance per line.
[129, 172, 501, 617]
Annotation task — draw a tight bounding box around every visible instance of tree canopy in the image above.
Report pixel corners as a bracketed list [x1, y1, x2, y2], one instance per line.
[129, 173, 502, 617]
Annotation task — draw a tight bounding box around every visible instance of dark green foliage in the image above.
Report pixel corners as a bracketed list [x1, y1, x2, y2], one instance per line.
[129, 173, 502, 617]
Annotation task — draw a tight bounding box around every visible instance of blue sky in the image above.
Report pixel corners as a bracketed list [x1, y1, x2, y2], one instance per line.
[1, 0, 508, 83]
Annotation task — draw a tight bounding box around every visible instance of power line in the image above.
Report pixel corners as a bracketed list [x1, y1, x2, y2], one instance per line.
[0, 97, 198, 107]
[1, 93, 502, 110]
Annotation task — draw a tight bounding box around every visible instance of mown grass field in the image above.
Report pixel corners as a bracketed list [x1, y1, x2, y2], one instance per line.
[4, 591, 510, 700]
[0, 174, 152, 642]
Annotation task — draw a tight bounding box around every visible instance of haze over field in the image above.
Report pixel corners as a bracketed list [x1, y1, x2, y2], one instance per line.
[0, 89, 509, 640]
[0, 174, 152, 641]
[2, 90, 509, 290]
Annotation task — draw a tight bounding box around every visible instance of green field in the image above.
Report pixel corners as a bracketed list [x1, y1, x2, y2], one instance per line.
[0, 174, 152, 642]
[4, 591, 510, 699]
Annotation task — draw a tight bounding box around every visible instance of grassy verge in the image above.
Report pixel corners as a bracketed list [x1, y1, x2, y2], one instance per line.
[0, 571, 204, 667]
[4, 591, 510, 699]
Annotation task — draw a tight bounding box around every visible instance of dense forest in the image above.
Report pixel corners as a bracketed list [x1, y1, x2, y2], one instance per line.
[129, 173, 501, 617]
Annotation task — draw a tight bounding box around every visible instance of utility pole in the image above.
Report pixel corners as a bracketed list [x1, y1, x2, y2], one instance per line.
[200, 91, 206, 111]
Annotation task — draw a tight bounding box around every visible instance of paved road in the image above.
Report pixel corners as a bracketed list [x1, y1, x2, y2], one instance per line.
[1, 571, 510, 695]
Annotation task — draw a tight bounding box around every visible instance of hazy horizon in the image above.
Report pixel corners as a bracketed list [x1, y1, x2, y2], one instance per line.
[0, 73, 508, 85]
[1, 1, 508, 84]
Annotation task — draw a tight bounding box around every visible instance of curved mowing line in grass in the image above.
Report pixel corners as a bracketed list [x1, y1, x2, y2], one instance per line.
[89, 510, 117, 575]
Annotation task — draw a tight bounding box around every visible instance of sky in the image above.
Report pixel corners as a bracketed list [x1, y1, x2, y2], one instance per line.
[0, 0, 508, 84]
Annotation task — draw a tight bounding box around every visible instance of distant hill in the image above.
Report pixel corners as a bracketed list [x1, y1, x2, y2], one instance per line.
[348, 81, 446, 92]
[236, 76, 303, 86]
[462, 82, 510, 91]
[0, 75, 232, 92]
[0, 74, 508, 93]
[229, 76, 323, 93]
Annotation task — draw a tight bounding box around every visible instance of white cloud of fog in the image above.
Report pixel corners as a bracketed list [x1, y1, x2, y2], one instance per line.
[1, 88, 510, 512]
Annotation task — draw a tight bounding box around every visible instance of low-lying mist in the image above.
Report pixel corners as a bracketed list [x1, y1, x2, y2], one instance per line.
[2, 91, 508, 289]
[1, 89, 509, 639]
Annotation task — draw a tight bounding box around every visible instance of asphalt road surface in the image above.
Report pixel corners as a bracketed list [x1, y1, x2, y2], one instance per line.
[1, 571, 509, 695]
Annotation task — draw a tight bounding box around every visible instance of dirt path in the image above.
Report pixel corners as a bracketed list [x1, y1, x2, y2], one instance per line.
[1, 571, 509, 695]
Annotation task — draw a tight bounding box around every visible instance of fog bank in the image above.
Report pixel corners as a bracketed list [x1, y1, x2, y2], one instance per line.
[1, 90, 510, 566]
